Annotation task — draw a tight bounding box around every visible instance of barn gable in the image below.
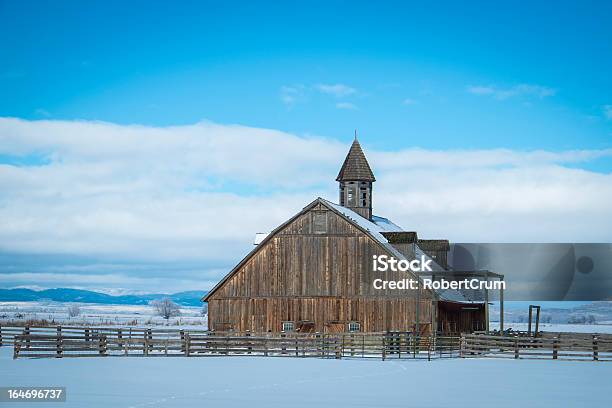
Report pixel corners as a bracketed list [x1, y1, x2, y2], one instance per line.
[204, 198, 441, 332]
[203, 197, 434, 302]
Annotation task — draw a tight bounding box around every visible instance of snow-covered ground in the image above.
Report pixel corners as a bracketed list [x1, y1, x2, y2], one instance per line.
[1, 346, 610, 408]
[0, 301, 207, 327]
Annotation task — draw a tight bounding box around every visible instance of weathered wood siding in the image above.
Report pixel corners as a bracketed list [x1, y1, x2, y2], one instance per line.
[208, 297, 433, 333]
[207, 203, 435, 333]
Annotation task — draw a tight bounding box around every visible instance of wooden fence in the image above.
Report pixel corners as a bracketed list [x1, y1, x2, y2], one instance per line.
[3, 325, 458, 360]
[462, 333, 612, 361]
[3, 325, 611, 361]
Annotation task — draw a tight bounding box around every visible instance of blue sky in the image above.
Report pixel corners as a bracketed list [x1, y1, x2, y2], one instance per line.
[1, 1, 611, 152]
[1, 1, 611, 294]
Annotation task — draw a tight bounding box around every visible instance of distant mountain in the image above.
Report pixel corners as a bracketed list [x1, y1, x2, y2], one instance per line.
[0, 288, 207, 307]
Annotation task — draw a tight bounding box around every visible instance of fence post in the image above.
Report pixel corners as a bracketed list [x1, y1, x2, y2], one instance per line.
[0, 324, 3, 347]
[143, 332, 149, 356]
[115, 328, 121, 355]
[56, 326, 62, 358]
[553, 337, 559, 360]
[295, 334, 299, 357]
[280, 332, 286, 355]
[263, 336, 268, 356]
[514, 337, 519, 359]
[593, 336, 599, 361]
[13, 336, 21, 359]
[24, 326, 30, 349]
[99, 335, 107, 356]
[397, 333, 402, 359]
[180, 330, 185, 354]
[362, 334, 365, 358]
[382, 334, 386, 361]
[246, 331, 252, 355]
[147, 329, 153, 354]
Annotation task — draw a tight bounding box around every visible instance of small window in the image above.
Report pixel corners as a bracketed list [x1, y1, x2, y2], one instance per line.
[347, 187, 356, 206]
[347, 322, 360, 332]
[313, 212, 327, 234]
[282, 321, 294, 332]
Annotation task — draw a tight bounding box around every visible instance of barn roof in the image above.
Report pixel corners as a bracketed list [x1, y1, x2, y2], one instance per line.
[203, 197, 482, 304]
[336, 138, 376, 182]
[371, 215, 403, 232]
[417, 239, 451, 251]
[320, 200, 478, 303]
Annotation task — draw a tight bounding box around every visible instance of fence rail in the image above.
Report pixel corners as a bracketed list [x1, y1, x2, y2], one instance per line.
[3, 325, 610, 361]
[462, 333, 612, 361]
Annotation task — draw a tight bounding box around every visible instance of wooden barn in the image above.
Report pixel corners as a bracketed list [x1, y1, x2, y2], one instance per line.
[204, 138, 498, 335]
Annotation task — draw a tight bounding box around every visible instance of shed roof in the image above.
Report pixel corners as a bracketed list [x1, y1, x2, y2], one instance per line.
[417, 239, 451, 251]
[336, 138, 376, 182]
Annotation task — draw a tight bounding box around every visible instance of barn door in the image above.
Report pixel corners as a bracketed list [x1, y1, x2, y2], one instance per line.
[325, 323, 345, 333]
[297, 322, 315, 333]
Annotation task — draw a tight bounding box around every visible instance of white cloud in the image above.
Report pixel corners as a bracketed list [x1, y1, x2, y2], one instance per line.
[34, 108, 51, 117]
[335, 102, 358, 110]
[468, 84, 556, 100]
[603, 105, 612, 120]
[1, 118, 611, 290]
[280, 85, 306, 106]
[467, 86, 495, 96]
[280, 83, 358, 107]
[315, 83, 357, 97]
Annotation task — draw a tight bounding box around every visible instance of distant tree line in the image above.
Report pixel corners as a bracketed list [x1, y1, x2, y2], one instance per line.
[516, 315, 552, 323]
[567, 314, 597, 324]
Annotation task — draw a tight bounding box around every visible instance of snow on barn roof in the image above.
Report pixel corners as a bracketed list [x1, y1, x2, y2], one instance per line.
[371, 215, 403, 232]
[322, 199, 405, 259]
[254, 232, 268, 245]
[321, 199, 476, 303]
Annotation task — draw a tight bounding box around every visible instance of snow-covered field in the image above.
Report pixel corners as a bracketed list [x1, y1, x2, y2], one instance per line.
[0, 346, 610, 408]
[0, 301, 207, 327]
[490, 322, 612, 334]
[4, 301, 611, 334]
[1, 302, 610, 407]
